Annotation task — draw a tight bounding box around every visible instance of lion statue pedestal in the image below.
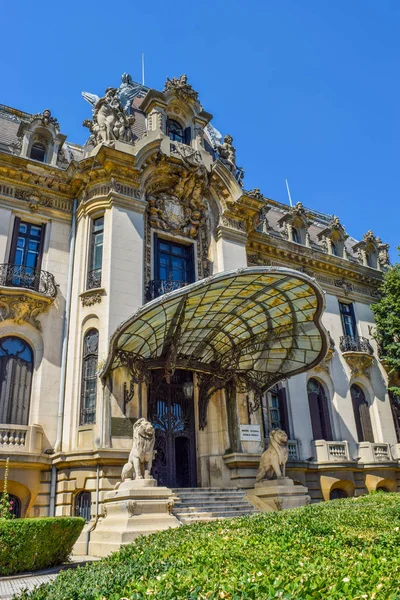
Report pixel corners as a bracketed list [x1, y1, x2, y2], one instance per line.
[245, 429, 310, 512]
[88, 419, 180, 558]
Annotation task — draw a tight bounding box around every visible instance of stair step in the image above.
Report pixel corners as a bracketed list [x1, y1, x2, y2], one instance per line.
[171, 487, 259, 525]
[176, 509, 257, 519]
[173, 502, 254, 510]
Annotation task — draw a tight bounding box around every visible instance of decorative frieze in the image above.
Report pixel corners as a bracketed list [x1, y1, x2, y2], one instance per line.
[0, 182, 71, 213]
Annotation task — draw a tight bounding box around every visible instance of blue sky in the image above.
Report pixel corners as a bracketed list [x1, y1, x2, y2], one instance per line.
[2, 1, 399, 257]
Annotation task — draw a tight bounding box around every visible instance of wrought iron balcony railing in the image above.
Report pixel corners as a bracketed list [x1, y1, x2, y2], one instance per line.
[87, 268, 102, 290]
[145, 279, 188, 302]
[339, 335, 373, 355]
[0, 264, 57, 298]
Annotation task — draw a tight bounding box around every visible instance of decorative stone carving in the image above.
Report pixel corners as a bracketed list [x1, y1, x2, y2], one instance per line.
[83, 87, 135, 146]
[81, 291, 103, 307]
[342, 352, 374, 378]
[120, 418, 156, 481]
[0, 294, 50, 331]
[247, 188, 264, 200]
[378, 242, 390, 269]
[334, 278, 354, 295]
[14, 188, 54, 212]
[170, 140, 202, 166]
[163, 74, 199, 103]
[256, 429, 289, 482]
[126, 500, 137, 517]
[218, 134, 236, 174]
[30, 109, 60, 131]
[148, 192, 205, 239]
[220, 215, 246, 232]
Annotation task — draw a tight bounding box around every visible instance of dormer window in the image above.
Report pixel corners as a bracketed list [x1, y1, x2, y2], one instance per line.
[331, 241, 339, 256]
[30, 143, 46, 162]
[167, 119, 190, 145]
[168, 119, 184, 143]
[292, 227, 300, 244]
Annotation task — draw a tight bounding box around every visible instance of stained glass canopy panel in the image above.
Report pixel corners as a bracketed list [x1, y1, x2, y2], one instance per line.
[102, 267, 329, 390]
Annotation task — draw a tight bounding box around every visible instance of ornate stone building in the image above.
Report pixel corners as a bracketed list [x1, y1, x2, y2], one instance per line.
[0, 73, 398, 525]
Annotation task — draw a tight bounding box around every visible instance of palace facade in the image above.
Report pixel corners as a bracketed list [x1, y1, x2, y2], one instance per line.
[0, 73, 398, 524]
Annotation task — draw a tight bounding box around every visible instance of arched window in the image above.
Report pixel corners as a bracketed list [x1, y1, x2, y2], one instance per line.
[0, 337, 33, 425]
[168, 119, 184, 143]
[292, 227, 300, 244]
[75, 491, 91, 522]
[329, 488, 348, 500]
[307, 378, 333, 441]
[350, 384, 374, 443]
[30, 143, 46, 162]
[80, 329, 98, 425]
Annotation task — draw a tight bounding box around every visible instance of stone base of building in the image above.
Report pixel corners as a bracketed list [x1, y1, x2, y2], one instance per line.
[246, 477, 310, 512]
[86, 478, 180, 557]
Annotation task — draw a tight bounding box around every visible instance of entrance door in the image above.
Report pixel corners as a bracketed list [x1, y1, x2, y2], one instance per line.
[148, 370, 197, 488]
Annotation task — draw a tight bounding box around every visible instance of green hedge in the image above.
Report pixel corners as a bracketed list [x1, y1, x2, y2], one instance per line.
[0, 517, 84, 576]
[17, 494, 400, 599]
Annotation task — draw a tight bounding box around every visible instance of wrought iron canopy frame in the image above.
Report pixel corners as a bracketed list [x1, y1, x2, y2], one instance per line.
[102, 267, 328, 427]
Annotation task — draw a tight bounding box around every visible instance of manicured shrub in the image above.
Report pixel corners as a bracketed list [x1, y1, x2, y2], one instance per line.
[17, 494, 400, 599]
[0, 517, 84, 576]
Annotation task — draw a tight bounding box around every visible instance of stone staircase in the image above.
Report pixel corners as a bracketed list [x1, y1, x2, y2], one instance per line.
[171, 487, 259, 524]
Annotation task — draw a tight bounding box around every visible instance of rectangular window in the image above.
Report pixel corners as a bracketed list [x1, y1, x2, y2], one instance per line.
[8, 219, 45, 290]
[339, 302, 357, 339]
[148, 236, 194, 300]
[262, 387, 289, 441]
[87, 217, 104, 290]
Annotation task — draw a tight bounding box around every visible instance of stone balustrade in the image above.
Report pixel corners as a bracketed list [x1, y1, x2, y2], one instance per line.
[288, 440, 300, 460]
[311, 439, 352, 463]
[357, 441, 393, 463]
[0, 424, 44, 453]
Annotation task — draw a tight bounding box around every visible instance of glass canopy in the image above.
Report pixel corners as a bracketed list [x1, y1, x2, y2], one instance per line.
[102, 267, 329, 391]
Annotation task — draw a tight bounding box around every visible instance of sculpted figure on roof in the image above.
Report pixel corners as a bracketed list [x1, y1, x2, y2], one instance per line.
[163, 74, 199, 103]
[218, 134, 236, 174]
[82, 87, 135, 146]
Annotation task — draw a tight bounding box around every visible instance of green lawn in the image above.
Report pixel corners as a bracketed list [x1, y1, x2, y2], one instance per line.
[17, 493, 400, 600]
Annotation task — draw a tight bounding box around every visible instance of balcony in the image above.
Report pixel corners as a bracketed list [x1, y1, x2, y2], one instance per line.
[0, 424, 44, 453]
[357, 442, 393, 463]
[339, 335, 374, 377]
[0, 264, 57, 331]
[339, 335, 373, 354]
[0, 264, 57, 298]
[145, 279, 188, 302]
[312, 440, 352, 463]
[87, 268, 102, 290]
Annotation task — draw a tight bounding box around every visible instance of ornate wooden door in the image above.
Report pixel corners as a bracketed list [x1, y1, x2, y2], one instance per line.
[148, 370, 197, 488]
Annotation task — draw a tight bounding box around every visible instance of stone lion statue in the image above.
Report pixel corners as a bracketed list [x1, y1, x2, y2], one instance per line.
[256, 429, 289, 482]
[121, 418, 155, 481]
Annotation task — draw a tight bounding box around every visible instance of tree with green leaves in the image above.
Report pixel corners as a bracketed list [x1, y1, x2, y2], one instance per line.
[371, 248, 400, 397]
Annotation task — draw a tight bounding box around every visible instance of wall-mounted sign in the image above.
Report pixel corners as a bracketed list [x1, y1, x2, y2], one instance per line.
[239, 424, 261, 442]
